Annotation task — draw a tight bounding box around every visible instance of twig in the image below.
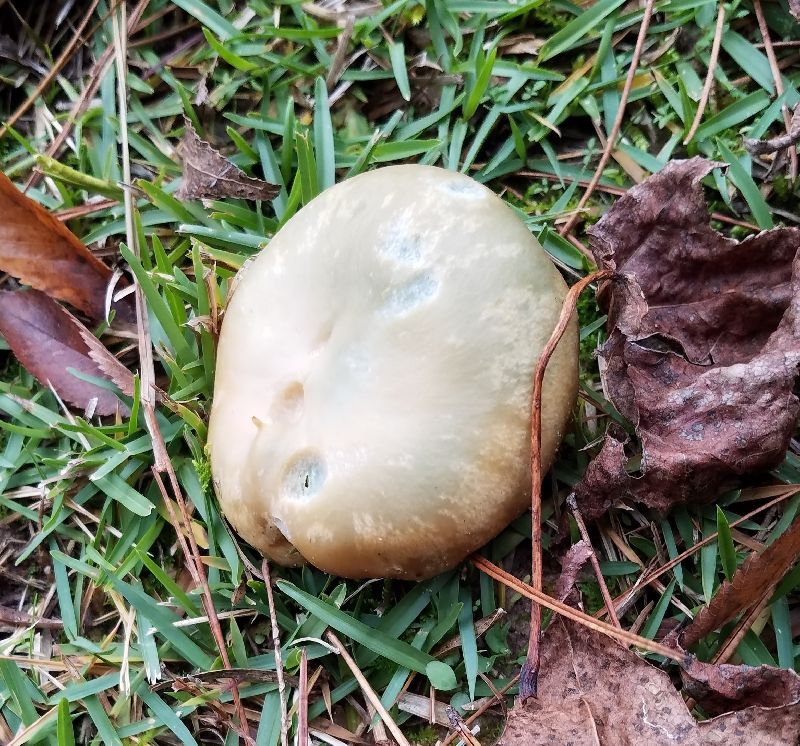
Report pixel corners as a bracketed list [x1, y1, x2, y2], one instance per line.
[566, 494, 621, 628]
[560, 0, 656, 237]
[471, 555, 685, 662]
[324, 630, 411, 746]
[263, 560, 289, 746]
[298, 648, 310, 746]
[445, 705, 481, 746]
[0, 0, 102, 140]
[0, 606, 62, 629]
[683, 2, 726, 144]
[745, 106, 800, 154]
[754, 0, 798, 181]
[440, 677, 519, 746]
[522, 268, 613, 699]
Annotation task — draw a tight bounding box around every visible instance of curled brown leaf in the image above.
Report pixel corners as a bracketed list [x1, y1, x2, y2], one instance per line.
[576, 157, 800, 518]
[176, 119, 279, 202]
[0, 290, 129, 416]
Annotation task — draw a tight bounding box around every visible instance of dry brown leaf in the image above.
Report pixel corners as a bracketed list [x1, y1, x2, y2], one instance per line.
[0, 290, 129, 416]
[176, 119, 279, 201]
[73, 318, 135, 397]
[575, 157, 800, 519]
[0, 170, 121, 319]
[681, 514, 800, 648]
[682, 657, 800, 716]
[499, 618, 800, 746]
[554, 539, 592, 602]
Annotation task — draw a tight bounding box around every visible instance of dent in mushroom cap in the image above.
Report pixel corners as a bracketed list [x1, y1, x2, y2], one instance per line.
[208, 164, 578, 580]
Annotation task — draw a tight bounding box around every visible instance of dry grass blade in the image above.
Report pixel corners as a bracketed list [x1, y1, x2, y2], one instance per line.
[681, 514, 800, 648]
[324, 630, 411, 746]
[0, 0, 101, 140]
[113, 2, 252, 739]
[599, 488, 799, 619]
[298, 648, 309, 746]
[560, 0, 655, 237]
[523, 268, 613, 698]
[263, 560, 289, 746]
[683, 2, 726, 145]
[471, 555, 685, 662]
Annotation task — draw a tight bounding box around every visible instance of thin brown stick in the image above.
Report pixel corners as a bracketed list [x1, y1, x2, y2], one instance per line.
[754, 0, 798, 181]
[683, 3, 726, 144]
[324, 631, 411, 746]
[440, 677, 519, 746]
[0, 0, 102, 140]
[263, 560, 289, 746]
[566, 493, 620, 628]
[0, 607, 62, 630]
[522, 269, 613, 699]
[471, 555, 685, 662]
[298, 648, 309, 746]
[560, 0, 656, 237]
[745, 105, 800, 154]
[597, 488, 799, 620]
[55, 199, 119, 221]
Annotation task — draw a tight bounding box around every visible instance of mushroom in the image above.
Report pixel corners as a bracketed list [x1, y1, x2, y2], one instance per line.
[208, 164, 578, 580]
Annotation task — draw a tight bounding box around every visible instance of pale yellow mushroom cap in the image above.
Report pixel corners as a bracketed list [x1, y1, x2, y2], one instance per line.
[208, 165, 578, 580]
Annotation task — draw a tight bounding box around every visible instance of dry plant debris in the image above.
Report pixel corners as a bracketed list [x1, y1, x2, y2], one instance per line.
[576, 158, 800, 518]
[681, 509, 800, 648]
[176, 118, 279, 201]
[0, 170, 123, 320]
[500, 618, 800, 746]
[0, 290, 127, 416]
[1, 1, 800, 743]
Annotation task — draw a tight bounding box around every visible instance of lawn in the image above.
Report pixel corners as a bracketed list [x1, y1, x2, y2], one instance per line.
[0, 0, 799, 744]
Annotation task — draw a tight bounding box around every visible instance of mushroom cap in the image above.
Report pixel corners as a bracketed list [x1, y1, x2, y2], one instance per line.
[208, 165, 578, 580]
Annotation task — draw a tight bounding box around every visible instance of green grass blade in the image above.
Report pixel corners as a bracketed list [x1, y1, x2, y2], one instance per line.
[278, 580, 448, 678]
[57, 699, 76, 746]
[716, 506, 737, 582]
[314, 77, 335, 190]
[389, 41, 411, 101]
[539, 0, 628, 61]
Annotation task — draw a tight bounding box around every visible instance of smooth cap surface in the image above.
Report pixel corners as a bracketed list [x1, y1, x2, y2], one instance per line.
[209, 165, 578, 579]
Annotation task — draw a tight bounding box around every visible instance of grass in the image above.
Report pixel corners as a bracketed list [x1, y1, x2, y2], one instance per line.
[1, 0, 799, 743]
